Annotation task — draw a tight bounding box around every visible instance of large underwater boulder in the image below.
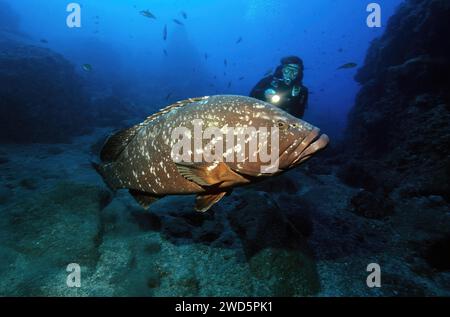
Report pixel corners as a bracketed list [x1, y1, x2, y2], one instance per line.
[0, 39, 93, 143]
[341, 0, 450, 202]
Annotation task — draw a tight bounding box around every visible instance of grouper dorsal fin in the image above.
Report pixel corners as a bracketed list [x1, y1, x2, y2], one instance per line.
[140, 96, 210, 126]
[100, 125, 142, 162]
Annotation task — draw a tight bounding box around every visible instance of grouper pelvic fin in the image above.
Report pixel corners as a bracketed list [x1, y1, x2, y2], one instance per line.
[129, 189, 162, 209]
[175, 161, 247, 187]
[100, 126, 142, 162]
[195, 192, 227, 212]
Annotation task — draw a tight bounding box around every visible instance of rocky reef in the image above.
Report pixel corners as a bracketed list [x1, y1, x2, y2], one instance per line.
[0, 0, 139, 144]
[1, 128, 447, 296]
[342, 0, 450, 202]
[334, 0, 450, 283]
[0, 37, 141, 144]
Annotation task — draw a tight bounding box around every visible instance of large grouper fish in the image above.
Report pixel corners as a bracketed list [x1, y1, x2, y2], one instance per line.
[95, 95, 329, 212]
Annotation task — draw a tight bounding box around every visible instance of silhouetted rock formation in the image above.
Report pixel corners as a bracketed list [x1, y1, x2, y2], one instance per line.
[0, 1, 20, 34]
[341, 0, 450, 202]
[0, 39, 93, 143]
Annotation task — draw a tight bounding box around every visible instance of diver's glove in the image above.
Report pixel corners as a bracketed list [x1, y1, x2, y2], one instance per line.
[264, 88, 277, 100]
[264, 88, 281, 104]
[292, 85, 301, 96]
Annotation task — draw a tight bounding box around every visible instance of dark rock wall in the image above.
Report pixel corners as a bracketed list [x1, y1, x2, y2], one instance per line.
[342, 0, 450, 201]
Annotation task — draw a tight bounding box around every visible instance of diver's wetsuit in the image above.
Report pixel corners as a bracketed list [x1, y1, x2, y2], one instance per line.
[250, 74, 309, 118]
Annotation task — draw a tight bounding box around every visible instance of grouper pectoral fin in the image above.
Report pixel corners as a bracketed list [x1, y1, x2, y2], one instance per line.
[175, 161, 247, 187]
[129, 189, 162, 209]
[195, 192, 227, 212]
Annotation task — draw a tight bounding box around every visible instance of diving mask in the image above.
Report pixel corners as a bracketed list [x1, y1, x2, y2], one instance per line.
[282, 64, 300, 84]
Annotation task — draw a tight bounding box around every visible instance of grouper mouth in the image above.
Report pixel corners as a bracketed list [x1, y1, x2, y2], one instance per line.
[288, 128, 329, 167]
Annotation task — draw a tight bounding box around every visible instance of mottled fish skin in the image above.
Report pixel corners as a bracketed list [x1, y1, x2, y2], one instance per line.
[97, 95, 328, 208]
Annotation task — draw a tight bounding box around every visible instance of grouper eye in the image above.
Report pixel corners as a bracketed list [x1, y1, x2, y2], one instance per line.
[276, 120, 289, 130]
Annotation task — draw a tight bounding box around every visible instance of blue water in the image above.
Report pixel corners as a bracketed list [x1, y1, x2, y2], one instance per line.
[5, 0, 402, 140]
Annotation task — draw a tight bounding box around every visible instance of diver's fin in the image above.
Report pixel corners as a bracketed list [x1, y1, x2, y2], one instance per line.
[100, 126, 142, 162]
[175, 161, 245, 187]
[195, 192, 227, 212]
[129, 189, 162, 209]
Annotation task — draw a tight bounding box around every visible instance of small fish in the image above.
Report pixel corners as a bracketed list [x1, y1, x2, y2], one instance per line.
[264, 68, 273, 76]
[236, 37, 242, 44]
[213, 75, 217, 79]
[140, 10, 156, 19]
[82, 64, 92, 72]
[204, 53, 208, 60]
[163, 24, 167, 41]
[224, 59, 227, 67]
[181, 11, 187, 19]
[40, 39, 48, 44]
[166, 93, 172, 100]
[338, 48, 343, 53]
[94, 95, 329, 212]
[238, 76, 245, 81]
[337, 62, 357, 70]
[173, 19, 184, 26]
[227, 81, 232, 88]
[223, 72, 226, 76]
[163, 49, 168, 56]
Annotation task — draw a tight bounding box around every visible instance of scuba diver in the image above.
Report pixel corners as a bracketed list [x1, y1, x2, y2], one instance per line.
[250, 56, 309, 118]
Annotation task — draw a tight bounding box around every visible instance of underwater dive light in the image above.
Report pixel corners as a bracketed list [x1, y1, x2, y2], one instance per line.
[271, 94, 281, 103]
[264, 88, 281, 104]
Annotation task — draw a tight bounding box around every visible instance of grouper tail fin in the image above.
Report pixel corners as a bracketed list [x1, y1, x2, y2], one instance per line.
[93, 126, 142, 191]
[92, 161, 122, 191]
[100, 126, 142, 162]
